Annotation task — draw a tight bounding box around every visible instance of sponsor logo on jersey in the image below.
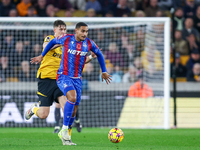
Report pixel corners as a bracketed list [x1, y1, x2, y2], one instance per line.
[67, 49, 87, 56]
[52, 52, 62, 58]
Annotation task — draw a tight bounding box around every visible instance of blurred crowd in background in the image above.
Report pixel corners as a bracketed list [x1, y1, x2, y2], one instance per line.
[0, 0, 200, 86]
[0, 0, 183, 18]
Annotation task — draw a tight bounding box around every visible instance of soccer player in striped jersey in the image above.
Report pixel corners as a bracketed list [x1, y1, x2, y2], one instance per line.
[30, 22, 112, 145]
[25, 20, 96, 145]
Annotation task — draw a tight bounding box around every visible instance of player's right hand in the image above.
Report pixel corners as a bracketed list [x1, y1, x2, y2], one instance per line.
[101, 72, 112, 84]
[30, 55, 43, 64]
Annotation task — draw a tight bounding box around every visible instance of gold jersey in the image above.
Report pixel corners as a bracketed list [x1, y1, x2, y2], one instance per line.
[37, 35, 62, 79]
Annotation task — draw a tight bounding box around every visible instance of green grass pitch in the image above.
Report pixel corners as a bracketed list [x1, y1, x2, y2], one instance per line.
[0, 128, 200, 150]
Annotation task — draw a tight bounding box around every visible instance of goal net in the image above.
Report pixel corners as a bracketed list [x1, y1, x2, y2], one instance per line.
[0, 17, 170, 129]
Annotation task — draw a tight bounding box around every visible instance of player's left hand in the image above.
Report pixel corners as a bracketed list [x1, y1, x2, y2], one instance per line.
[30, 55, 43, 64]
[91, 51, 97, 59]
[101, 72, 112, 84]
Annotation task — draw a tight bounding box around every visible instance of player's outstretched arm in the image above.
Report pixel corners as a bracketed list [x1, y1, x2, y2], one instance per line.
[89, 40, 111, 84]
[94, 49, 112, 84]
[43, 42, 62, 50]
[101, 72, 112, 84]
[41, 38, 57, 56]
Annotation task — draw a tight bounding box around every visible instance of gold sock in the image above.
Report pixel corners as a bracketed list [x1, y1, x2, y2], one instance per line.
[33, 107, 39, 117]
[68, 128, 72, 136]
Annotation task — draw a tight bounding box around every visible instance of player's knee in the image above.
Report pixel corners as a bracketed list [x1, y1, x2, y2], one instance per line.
[39, 111, 49, 119]
[66, 91, 77, 103]
[40, 113, 48, 119]
[68, 96, 77, 103]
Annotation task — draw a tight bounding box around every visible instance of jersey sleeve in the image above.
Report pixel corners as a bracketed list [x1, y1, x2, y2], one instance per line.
[90, 39, 100, 54]
[42, 35, 55, 52]
[41, 38, 57, 56]
[88, 39, 107, 73]
[41, 34, 69, 57]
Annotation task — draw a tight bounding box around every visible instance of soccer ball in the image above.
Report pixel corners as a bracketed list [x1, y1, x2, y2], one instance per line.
[108, 128, 124, 143]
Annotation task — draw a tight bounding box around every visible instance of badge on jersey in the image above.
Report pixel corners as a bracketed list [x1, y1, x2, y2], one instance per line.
[83, 42, 87, 47]
[76, 43, 81, 49]
[45, 36, 51, 42]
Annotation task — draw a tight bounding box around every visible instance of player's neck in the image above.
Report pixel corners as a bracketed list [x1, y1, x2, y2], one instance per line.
[75, 34, 81, 42]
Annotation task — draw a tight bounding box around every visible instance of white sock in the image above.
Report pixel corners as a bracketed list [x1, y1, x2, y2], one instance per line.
[62, 125, 68, 130]
[55, 126, 60, 130]
[74, 119, 80, 123]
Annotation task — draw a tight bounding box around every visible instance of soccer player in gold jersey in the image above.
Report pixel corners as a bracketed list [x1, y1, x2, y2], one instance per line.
[25, 20, 96, 145]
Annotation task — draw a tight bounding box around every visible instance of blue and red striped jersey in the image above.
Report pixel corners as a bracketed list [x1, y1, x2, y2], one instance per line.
[55, 34, 100, 78]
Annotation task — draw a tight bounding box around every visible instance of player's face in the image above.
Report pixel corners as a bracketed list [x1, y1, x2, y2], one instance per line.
[75, 26, 88, 41]
[54, 25, 66, 37]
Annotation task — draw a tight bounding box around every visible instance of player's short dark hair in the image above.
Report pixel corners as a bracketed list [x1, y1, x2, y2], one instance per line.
[53, 20, 66, 28]
[75, 22, 88, 29]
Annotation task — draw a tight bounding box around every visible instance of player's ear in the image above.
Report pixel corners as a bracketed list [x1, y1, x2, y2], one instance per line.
[75, 28, 77, 33]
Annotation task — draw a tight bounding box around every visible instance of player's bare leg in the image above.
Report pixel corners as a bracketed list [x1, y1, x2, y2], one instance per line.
[35, 107, 50, 119]
[25, 96, 65, 121]
[25, 104, 50, 120]
[58, 95, 67, 111]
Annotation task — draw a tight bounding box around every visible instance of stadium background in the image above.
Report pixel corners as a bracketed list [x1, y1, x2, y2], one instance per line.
[0, 0, 200, 129]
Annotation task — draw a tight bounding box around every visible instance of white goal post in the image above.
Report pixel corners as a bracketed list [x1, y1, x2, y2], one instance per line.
[0, 17, 170, 129]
